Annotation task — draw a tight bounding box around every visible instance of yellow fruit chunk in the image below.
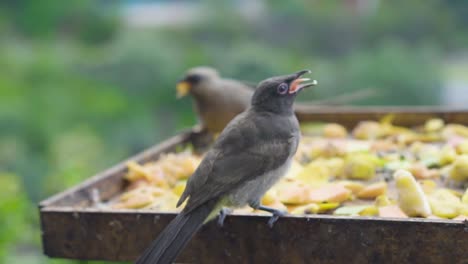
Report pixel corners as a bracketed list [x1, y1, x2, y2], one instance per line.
[409, 163, 439, 179]
[439, 145, 457, 165]
[261, 189, 278, 205]
[158, 152, 201, 181]
[276, 181, 312, 204]
[443, 124, 468, 138]
[125, 161, 145, 181]
[449, 155, 468, 182]
[378, 205, 408, 218]
[322, 157, 345, 177]
[290, 202, 339, 215]
[456, 141, 468, 155]
[172, 181, 187, 196]
[284, 160, 304, 180]
[352, 121, 382, 140]
[291, 203, 319, 215]
[462, 188, 468, 205]
[119, 186, 165, 201]
[336, 181, 365, 194]
[459, 204, 468, 216]
[334, 205, 372, 216]
[147, 192, 182, 211]
[342, 153, 379, 180]
[375, 195, 394, 207]
[309, 184, 351, 203]
[394, 170, 432, 217]
[300, 122, 326, 135]
[421, 180, 437, 194]
[360, 206, 378, 216]
[424, 118, 444, 132]
[323, 123, 347, 138]
[429, 189, 462, 219]
[114, 186, 169, 209]
[357, 182, 387, 199]
[296, 162, 330, 188]
[317, 202, 340, 212]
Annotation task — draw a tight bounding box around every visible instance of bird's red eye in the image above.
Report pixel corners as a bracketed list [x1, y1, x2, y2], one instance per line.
[277, 83, 288, 94]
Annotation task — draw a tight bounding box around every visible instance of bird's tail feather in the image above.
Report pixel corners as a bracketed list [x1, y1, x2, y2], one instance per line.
[135, 199, 218, 264]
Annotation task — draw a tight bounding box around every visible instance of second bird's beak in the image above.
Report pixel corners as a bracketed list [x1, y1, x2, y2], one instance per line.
[176, 81, 191, 98]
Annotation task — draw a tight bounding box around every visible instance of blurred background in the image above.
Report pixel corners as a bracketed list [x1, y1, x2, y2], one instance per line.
[1, 0, 468, 263]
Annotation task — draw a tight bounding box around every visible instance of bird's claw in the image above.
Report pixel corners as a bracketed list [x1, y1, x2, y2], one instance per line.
[267, 210, 286, 228]
[218, 208, 232, 227]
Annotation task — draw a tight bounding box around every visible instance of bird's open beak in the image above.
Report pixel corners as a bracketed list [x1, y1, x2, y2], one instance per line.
[289, 70, 317, 94]
[176, 81, 191, 98]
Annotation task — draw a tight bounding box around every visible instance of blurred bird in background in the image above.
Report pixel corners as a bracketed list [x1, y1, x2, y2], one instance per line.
[177, 66, 375, 134]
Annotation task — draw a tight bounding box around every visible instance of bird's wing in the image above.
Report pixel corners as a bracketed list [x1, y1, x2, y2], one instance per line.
[180, 113, 295, 213]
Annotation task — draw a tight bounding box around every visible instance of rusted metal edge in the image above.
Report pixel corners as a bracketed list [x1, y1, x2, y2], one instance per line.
[40, 209, 468, 262]
[39, 206, 466, 225]
[38, 130, 193, 209]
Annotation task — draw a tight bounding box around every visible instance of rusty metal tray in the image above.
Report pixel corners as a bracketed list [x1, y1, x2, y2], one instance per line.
[39, 107, 468, 263]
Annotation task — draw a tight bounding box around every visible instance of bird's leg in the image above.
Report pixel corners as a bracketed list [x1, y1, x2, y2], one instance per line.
[249, 201, 287, 228]
[258, 205, 287, 228]
[217, 207, 232, 227]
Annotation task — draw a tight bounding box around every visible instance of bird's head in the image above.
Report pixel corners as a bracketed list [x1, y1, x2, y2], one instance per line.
[176, 66, 220, 98]
[252, 70, 317, 114]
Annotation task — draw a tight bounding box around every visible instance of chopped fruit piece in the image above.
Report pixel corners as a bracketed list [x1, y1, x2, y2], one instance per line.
[462, 188, 468, 205]
[261, 189, 278, 205]
[352, 121, 382, 140]
[172, 181, 187, 196]
[449, 155, 468, 182]
[276, 181, 313, 204]
[428, 189, 462, 219]
[336, 181, 365, 194]
[334, 205, 372, 216]
[343, 153, 378, 180]
[309, 184, 351, 203]
[424, 118, 444, 132]
[323, 123, 347, 138]
[394, 170, 431, 217]
[378, 205, 408, 218]
[357, 182, 387, 199]
[296, 162, 330, 188]
[375, 195, 394, 207]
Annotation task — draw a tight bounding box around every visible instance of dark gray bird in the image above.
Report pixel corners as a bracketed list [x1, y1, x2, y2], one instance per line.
[136, 70, 316, 264]
[177, 66, 372, 133]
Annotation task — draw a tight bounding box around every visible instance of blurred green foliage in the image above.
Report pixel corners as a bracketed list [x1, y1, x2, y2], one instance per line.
[0, 173, 28, 262]
[0, 0, 467, 263]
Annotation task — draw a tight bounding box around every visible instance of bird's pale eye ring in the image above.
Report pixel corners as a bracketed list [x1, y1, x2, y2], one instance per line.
[277, 83, 288, 94]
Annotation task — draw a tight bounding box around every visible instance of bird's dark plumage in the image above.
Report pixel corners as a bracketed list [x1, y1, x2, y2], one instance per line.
[137, 70, 316, 264]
